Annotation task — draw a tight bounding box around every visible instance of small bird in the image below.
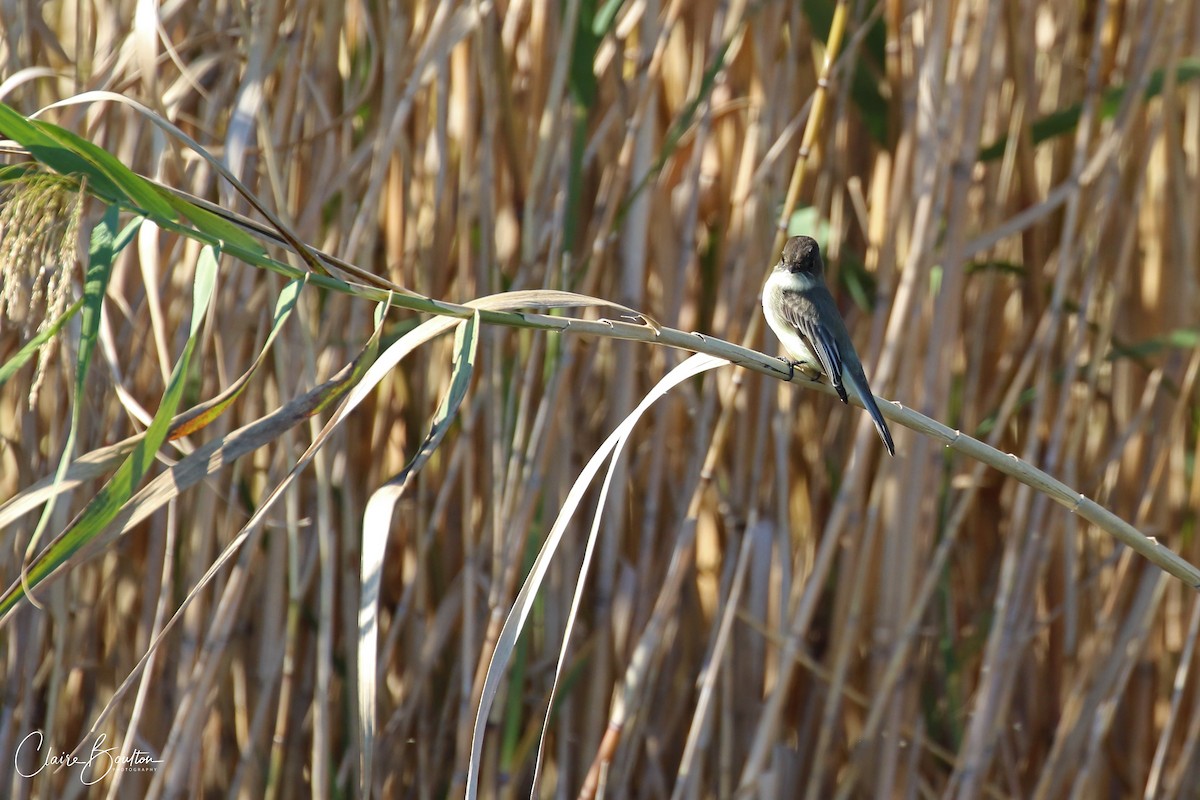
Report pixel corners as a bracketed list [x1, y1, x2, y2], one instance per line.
[761, 235, 895, 456]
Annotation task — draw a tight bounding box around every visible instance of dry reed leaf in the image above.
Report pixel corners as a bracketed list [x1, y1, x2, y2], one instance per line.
[3, 1, 1200, 797]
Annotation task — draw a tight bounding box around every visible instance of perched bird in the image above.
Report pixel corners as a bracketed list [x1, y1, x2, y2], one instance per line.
[761, 235, 895, 456]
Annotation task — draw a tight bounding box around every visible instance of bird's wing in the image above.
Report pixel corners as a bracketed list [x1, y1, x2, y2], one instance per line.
[778, 289, 848, 403]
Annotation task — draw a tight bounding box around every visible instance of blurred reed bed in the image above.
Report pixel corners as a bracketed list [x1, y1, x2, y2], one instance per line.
[2, 0, 1200, 797]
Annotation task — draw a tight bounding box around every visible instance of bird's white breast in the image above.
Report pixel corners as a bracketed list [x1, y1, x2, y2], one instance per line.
[762, 270, 821, 369]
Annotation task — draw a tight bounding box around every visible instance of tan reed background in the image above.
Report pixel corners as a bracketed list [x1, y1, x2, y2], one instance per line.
[2, 0, 1200, 797]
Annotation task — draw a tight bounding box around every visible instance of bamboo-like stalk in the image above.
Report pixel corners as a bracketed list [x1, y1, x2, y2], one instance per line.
[5, 1, 1200, 797]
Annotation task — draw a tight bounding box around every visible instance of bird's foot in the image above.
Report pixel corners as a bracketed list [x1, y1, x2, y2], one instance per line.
[780, 358, 823, 384]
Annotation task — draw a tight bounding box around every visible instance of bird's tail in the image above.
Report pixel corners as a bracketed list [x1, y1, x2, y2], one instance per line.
[863, 393, 896, 456]
[845, 371, 895, 456]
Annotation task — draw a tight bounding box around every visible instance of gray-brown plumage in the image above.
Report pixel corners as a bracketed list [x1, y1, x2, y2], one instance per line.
[762, 236, 895, 456]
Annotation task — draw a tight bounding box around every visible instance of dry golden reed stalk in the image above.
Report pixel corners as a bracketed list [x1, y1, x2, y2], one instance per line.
[2, 0, 1200, 797]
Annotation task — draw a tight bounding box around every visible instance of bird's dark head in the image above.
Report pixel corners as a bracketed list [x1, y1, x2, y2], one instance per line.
[779, 235, 824, 276]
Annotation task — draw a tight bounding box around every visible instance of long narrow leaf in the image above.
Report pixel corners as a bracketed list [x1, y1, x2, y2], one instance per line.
[978, 59, 1200, 161]
[358, 311, 480, 798]
[0, 102, 171, 218]
[0, 245, 218, 620]
[169, 276, 307, 439]
[0, 297, 82, 387]
[0, 101, 265, 256]
[24, 207, 133, 559]
[467, 353, 729, 800]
